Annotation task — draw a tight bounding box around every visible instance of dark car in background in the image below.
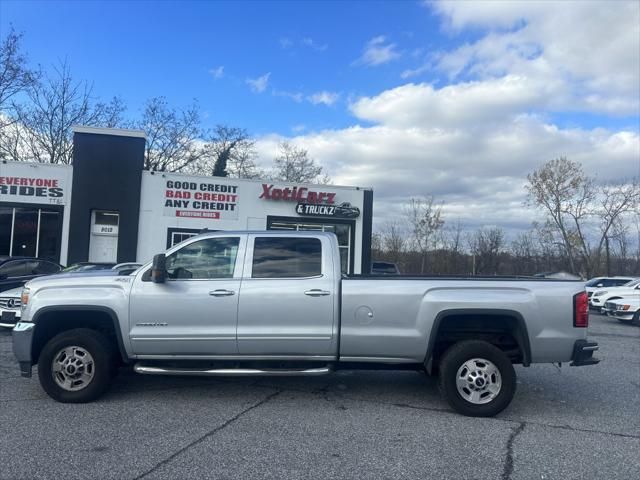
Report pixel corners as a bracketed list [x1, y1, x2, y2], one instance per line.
[0, 256, 63, 293]
[371, 261, 401, 275]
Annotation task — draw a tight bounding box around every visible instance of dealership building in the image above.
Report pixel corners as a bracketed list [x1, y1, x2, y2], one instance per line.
[0, 127, 373, 274]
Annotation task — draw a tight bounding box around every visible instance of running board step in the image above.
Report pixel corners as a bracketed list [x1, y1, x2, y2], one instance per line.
[133, 363, 332, 377]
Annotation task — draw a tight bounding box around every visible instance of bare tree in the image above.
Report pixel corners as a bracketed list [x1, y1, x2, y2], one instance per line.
[381, 221, 407, 265]
[442, 219, 466, 273]
[371, 232, 383, 258]
[405, 196, 444, 273]
[511, 231, 539, 275]
[595, 181, 640, 275]
[226, 147, 262, 179]
[527, 157, 640, 277]
[468, 227, 505, 275]
[526, 158, 588, 274]
[271, 141, 328, 183]
[2, 61, 124, 164]
[206, 125, 257, 178]
[137, 97, 205, 172]
[0, 27, 38, 126]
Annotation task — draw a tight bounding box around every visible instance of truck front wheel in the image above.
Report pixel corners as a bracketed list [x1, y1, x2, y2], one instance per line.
[38, 328, 115, 403]
[438, 340, 516, 417]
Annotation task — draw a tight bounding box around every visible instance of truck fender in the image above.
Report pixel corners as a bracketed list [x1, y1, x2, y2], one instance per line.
[31, 305, 130, 364]
[424, 308, 532, 373]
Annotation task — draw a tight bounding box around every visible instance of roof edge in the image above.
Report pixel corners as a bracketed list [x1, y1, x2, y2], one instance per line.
[71, 125, 146, 139]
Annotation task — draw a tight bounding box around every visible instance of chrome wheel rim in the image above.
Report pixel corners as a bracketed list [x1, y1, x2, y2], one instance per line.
[52, 346, 95, 391]
[456, 358, 502, 405]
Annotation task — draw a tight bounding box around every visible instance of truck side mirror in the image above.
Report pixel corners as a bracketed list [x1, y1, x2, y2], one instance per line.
[151, 254, 167, 283]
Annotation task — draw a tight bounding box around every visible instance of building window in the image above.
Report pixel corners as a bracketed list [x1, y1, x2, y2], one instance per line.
[166, 228, 215, 249]
[0, 205, 63, 261]
[94, 210, 119, 227]
[172, 232, 198, 246]
[267, 217, 353, 274]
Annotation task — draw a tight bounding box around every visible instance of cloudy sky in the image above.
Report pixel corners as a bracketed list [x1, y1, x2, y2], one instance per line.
[2, 0, 639, 235]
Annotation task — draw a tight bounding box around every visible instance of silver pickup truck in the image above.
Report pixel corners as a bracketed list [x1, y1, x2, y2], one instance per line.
[12, 231, 599, 417]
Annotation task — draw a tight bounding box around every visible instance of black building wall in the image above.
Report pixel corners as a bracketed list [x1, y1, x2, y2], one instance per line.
[360, 189, 373, 274]
[67, 129, 145, 264]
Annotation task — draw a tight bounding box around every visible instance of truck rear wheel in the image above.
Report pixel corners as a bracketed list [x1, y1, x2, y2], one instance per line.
[438, 340, 516, 417]
[38, 328, 116, 403]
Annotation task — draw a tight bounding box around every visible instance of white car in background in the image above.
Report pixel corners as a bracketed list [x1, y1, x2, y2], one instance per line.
[0, 286, 22, 328]
[590, 278, 640, 312]
[604, 298, 640, 325]
[585, 276, 637, 300]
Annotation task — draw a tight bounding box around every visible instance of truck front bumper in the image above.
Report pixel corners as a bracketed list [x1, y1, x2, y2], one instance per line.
[12, 322, 34, 378]
[570, 339, 600, 367]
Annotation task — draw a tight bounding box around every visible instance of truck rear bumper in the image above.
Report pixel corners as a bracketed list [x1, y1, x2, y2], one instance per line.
[12, 322, 34, 378]
[570, 339, 600, 366]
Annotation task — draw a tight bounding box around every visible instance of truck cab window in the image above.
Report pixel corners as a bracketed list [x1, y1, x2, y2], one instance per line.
[165, 237, 239, 279]
[252, 237, 321, 278]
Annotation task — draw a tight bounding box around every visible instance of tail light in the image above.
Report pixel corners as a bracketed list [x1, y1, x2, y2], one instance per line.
[573, 291, 589, 328]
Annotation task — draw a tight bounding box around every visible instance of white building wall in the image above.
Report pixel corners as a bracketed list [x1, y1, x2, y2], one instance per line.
[136, 171, 368, 272]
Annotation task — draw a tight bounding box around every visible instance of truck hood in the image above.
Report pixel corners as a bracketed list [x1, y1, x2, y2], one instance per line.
[25, 271, 133, 292]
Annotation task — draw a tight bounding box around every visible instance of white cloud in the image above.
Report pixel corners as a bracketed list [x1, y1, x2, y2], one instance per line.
[208, 66, 224, 79]
[302, 37, 328, 52]
[279, 37, 293, 49]
[401, 63, 431, 79]
[292, 124, 306, 133]
[350, 76, 551, 128]
[424, 0, 640, 115]
[353, 36, 401, 66]
[246, 72, 271, 93]
[254, 79, 639, 235]
[307, 91, 340, 106]
[273, 89, 304, 103]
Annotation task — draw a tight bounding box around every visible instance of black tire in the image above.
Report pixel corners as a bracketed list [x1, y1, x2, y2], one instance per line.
[438, 340, 516, 417]
[38, 328, 116, 403]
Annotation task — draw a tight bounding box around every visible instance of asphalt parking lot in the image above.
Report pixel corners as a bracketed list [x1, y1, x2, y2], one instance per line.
[0, 314, 638, 480]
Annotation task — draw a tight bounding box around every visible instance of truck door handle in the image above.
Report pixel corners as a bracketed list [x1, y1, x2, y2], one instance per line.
[209, 289, 235, 297]
[304, 289, 331, 297]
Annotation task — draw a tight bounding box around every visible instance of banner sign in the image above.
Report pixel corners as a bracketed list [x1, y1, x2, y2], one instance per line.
[296, 202, 360, 218]
[163, 180, 239, 220]
[0, 176, 66, 205]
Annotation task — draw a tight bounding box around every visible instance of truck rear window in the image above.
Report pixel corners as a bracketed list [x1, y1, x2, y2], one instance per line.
[252, 237, 322, 278]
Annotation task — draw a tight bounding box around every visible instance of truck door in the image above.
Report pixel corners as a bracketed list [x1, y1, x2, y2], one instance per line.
[129, 235, 246, 355]
[236, 234, 338, 357]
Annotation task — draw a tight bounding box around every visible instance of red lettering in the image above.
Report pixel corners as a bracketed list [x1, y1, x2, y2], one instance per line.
[260, 184, 273, 199]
